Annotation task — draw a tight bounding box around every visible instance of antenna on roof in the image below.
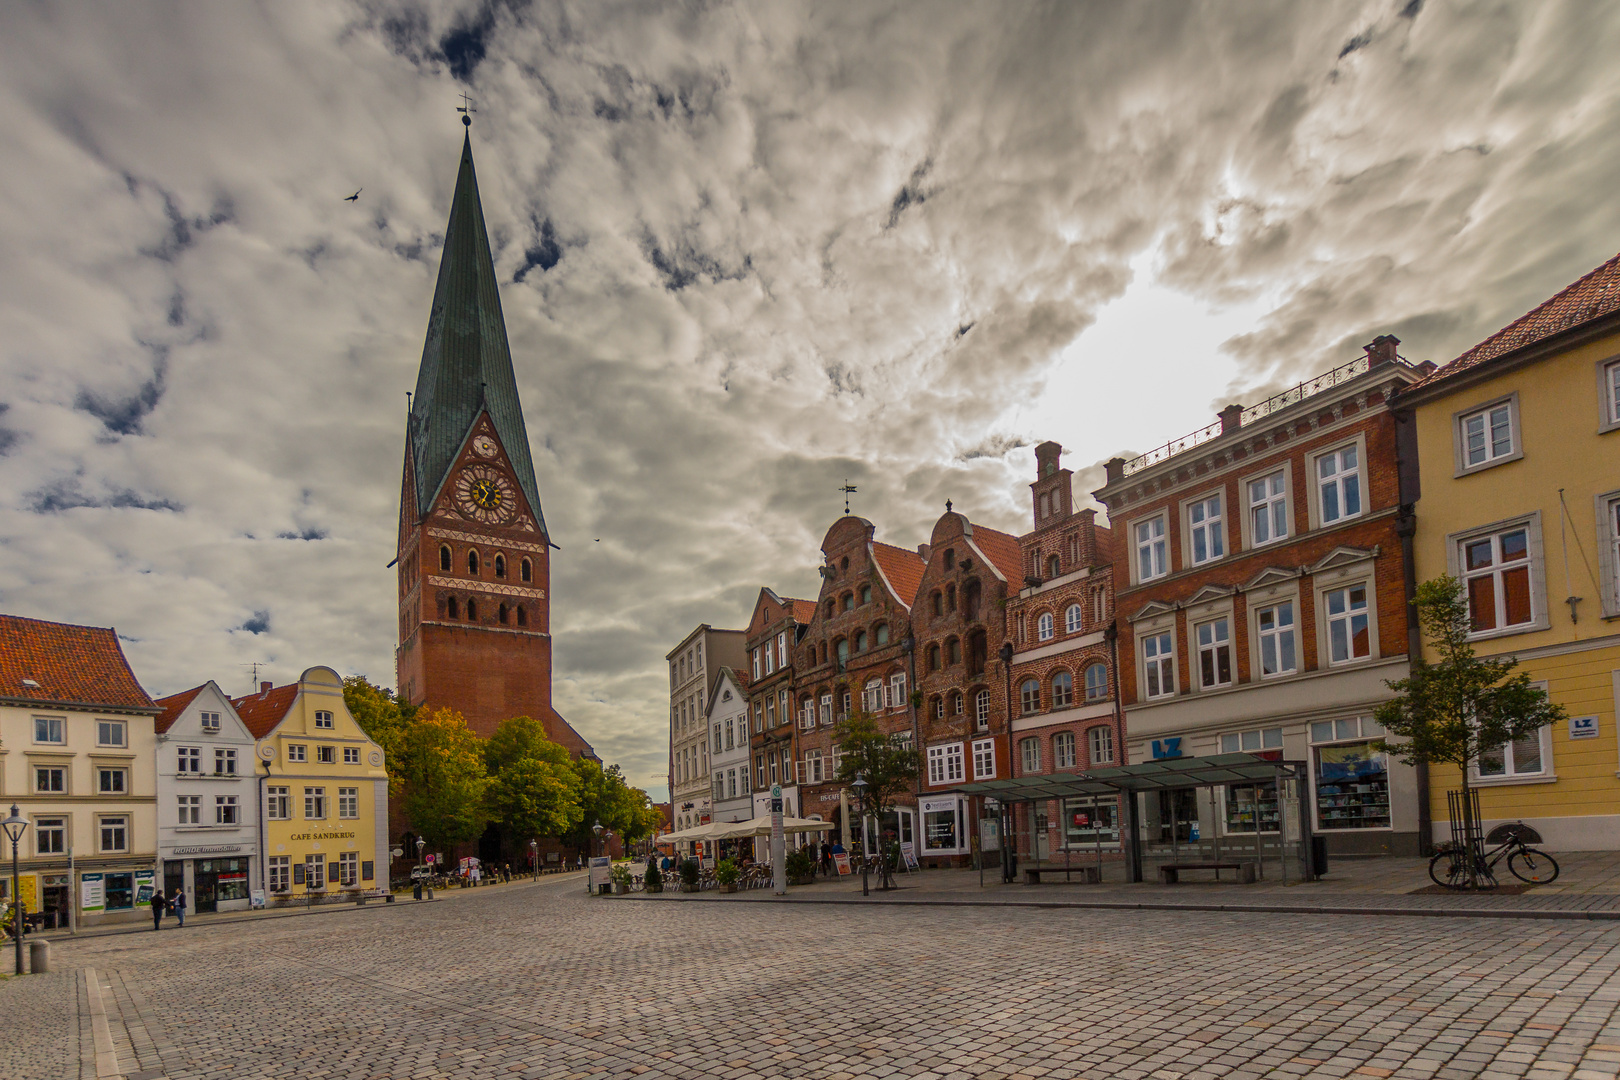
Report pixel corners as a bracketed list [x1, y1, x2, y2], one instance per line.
[243, 661, 266, 692]
[839, 480, 858, 515]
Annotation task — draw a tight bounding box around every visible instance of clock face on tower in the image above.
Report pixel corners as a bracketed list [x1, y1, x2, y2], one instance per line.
[454, 464, 515, 524]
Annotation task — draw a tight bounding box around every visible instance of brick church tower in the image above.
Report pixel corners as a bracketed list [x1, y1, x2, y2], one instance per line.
[394, 124, 593, 758]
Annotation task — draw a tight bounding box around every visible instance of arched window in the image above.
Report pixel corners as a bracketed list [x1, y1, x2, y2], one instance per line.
[819, 641, 828, 665]
[933, 696, 945, 719]
[1037, 613, 1054, 642]
[1088, 725, 1115, 765]
[494, 554, 506, 578]
[466, 598, 478, 621]
[843, 593, 855, 612]
[1020, 679, 1040, 715]
[943, 548, 955, 569]
[440, 546, 452, 572]
[874, 623, 889, 646]
[945, 584, 956, 611]
[516, 605, 527, 627]
[498, 603, 509, 624]
[1047, 555, 1061, 578]
[946, 637, 961, 665]
[836, 638, 850, 663]
[950, 691, 964, 715]
[467, 550, 480, 575]
[1085, 663, 1108, 702]
[854, 631, 868, 652]
[860, 584, 872, 605]
[521, 557, 532, 583]
[927, 644, 941, 672]
[931, 591, 943, 617]
[447, 596, 459, 619]
[825, 599, 836, 619]
[863, 678, 883, 713]
[1021, 737, 1041, 773]
[1052, 671, 1073, 709]
[974, 689, 991, 728]
[964, 580, 981, 620]
[1065, 604, 1084, 634]
[966, 628, 988, 677]
[840, 556, 849, 574]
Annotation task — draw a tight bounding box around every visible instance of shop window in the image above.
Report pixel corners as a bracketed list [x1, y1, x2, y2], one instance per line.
[974, 690, 991, 730]
[1062, 797, 1119, 848]
[1020, 679, 1040, 715]
[1325, 584, 1371, 663]
[1053, 731, 1076, 769]
[1221, 727, 1283, 754]
[1087, 725, 1115, 765]
[1257, 601, 1297, 677]
[269, 856, 290, 893]
[1065, 604, 1083, 634]
[1052, 671, 1073, 709]
[1248, 470, 1288, 546]
[103, 872, 134, 910]
[34, 716, 64, 744]
[97, 720, 126, 747]
[99, 815, 128, 853]
[1225, 782, 1279, 834]
[36, 817, 65, 855]
[1309, 717, 1391, 830]
[1196, 618, 1233, 688]
[1142, 632, 1174, 698]
[972, 738, 995, 779]
[1188, 494, 1224, 564]
[923, 800, 963, 853]
[1084, 663, 1108, 702]
[1020, 737, 1041, 773]
[1037, 613, 1054, 642]
[1316, 445, 1362, 524]
[1463, 526, 1533, 634]
[1134, 514, 1168, 582]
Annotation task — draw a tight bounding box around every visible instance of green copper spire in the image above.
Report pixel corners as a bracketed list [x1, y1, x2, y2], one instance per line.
[408, 130, 548, 538]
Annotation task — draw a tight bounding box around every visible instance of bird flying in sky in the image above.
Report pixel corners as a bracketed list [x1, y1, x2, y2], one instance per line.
[343, 189, 361, 202]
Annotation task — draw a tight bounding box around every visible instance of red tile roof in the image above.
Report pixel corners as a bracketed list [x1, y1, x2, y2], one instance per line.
[230, 682, 300, 738]
[0, 614, 157, 711]
[788, 598, 818, 624]
[1414, 250, 1620, 391]
[870, 542, 927, 608]
[153, 685, 206, 734]
[967, 524, 1025, 584]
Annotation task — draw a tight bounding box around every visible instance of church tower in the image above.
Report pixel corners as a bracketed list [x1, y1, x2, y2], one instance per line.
[395, 124, 594, 757]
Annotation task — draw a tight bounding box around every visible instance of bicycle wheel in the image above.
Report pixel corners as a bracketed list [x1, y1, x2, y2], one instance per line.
[1429, 849, 1471, 889]
[1508, 848, 1560, 885]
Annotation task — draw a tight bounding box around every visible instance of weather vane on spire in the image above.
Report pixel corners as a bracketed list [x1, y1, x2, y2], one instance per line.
[457, 91, 477, 127]
[839, 480, 858, 515]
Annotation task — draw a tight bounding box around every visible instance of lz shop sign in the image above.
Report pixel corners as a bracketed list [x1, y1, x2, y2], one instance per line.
[1570, 716, 1599, 740]
[1151, 738, 1182, 760]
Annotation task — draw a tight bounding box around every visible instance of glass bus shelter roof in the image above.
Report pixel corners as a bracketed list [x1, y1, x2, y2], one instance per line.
[949, 753, 1301, 803]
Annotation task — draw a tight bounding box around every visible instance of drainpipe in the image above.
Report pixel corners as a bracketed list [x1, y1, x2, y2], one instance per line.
[1393, 395, 1431, 858]
[903, 635, 920, 858]
[258, 753, 269, 901]
[1106, 619, 1136, 881]
[999, 640, 1016, 883]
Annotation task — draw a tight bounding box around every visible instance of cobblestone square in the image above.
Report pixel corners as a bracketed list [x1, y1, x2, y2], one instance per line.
[6, 874, 1620, 1080]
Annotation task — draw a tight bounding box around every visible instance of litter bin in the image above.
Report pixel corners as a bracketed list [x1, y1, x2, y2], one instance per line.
[412, 881, 423, 901]
[1310, 835, 1329, 878]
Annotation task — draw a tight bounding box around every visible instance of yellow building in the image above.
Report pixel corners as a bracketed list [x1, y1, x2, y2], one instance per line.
[234, 667, 390, 900]
[1401, 252, 1620, 848]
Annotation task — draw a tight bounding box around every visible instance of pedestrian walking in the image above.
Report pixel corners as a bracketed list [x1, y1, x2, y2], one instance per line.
[150, 889, 166, 931]
[171, 887, 186, 928]
[820, 841, 833, 877]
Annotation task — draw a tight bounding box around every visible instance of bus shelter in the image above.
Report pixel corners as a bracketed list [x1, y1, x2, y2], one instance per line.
[950, 753, 1317, 885]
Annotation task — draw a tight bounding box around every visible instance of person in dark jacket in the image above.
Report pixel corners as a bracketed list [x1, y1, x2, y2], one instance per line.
[150, 889, 167, 931]
[170, 887, 187, 928]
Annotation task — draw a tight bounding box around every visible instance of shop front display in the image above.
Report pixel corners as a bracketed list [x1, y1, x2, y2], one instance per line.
[1223, 782, 1280, 834]
[195, 858, 251, 911]
[1061, 797, 1120, 849]
[1311, 718, 1391, 831]
[919, 796, 968, 857]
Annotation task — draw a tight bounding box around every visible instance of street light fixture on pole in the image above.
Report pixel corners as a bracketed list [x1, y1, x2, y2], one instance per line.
[529, 839, 538, 880]
[2, 805, 30, 974]
[850, 775, 869, 898]
[415, 837, 427, 900]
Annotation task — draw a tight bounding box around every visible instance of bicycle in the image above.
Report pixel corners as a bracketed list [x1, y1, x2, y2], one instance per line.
[1428, 826, 1559, 888]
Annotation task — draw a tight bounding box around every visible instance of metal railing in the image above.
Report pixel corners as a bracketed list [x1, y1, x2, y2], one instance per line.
[1120, 354, 1373, 477]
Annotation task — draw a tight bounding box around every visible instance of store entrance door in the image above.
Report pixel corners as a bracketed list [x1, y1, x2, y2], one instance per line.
[1157, 789, 1198, 843]
[194, 866, 218, 913]
[41, 875, 70, 930]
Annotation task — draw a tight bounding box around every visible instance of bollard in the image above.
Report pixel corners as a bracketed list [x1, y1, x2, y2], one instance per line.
[29, 939, 48, 974]
[413, 882, 423, 901]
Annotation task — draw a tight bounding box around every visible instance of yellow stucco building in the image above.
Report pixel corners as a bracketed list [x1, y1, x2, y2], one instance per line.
[235, 667, 391, 900]
[1401, 253, 1620, 848]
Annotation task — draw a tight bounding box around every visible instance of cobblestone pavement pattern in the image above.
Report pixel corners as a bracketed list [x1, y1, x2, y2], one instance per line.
[8, 875, 1620, 1080]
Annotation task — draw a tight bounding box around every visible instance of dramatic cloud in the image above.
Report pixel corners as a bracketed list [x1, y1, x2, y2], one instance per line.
[3, 1, 1619, 798]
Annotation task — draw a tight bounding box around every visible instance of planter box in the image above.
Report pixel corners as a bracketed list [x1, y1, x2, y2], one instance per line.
[679, 882, 700, 893]
[612, 883, 629, 895]
[646, 884, 663, 893]
[789, 875, 816, 886]
[718, 882, 738, 893]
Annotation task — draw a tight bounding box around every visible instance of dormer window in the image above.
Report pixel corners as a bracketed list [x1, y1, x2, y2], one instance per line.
[200, 711, 221, 732]
[314, 710, 334, 729]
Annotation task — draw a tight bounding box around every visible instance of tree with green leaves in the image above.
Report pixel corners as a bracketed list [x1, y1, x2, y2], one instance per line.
[560, 759, 655, 854]
[1374, 576, 1566, 878]
[482, 716, 583, 847]
[832, 710, 920, 888]
[396, 707, 489, 854]
[342, 675, 416, 785]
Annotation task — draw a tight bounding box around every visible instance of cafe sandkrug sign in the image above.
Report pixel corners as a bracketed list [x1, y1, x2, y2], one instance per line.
[286, 830, 357, 841]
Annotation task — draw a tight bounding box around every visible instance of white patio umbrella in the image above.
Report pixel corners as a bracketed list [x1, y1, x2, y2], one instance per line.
[714, 815, 835, 839]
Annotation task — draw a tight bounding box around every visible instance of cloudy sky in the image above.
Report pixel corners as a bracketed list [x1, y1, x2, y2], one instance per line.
[3, 1, 1619, 799]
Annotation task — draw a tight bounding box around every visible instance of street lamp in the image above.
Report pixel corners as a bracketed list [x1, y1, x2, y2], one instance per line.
[414, 837, 427, 900]
[850, 775, 869, 898]
[2, 805, 29, 974]
[529, 839, 538, 880]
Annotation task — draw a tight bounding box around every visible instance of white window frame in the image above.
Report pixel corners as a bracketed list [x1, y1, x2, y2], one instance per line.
[971, 738, 995, 780]
[887, 673, 907, 710]
[1037, 612, 1054, 642]
[1133, 513, 1169, 583]
[1019, 679, 1040, 716]
[1311, 439, 1365, 529]
[1053, 731, 1076, 770]
[304, 787, 326, 820]
[1185, 491, 1226, 566]
[926, 743, 964, 786]
[777, 631, 787, 668]
[178, 746, 201, 773]
[338, 851, 359, 887]
[863, 679, 883, 714]
[97, 720, 126, 747]
[33, 716, 65, 745]
[34, 766, 66, 794]
[1084, 663, 1108, 702]
[1445, 513, 1549, 639]
[1255, 600, 1297, 679]
[1323, 582, 1372, 666]
[1245, 467, 1290, 548]
[1065, 604, 1083, 634]
[98, 815, 128, 853]
[338, 787, 359, 819]
[1221, 726, 1285, 754]
[1142, 630, 1175, 699]
[314, 710, 335, 730]
[1195, 617, 1233, 689]
[200, 711, 221, 732]
[1020, 737, 1041, 774]
[1600, 490, 1620, 619]
[215, 795, 239, 825]
[178, 795, 201, 825]
[1087, 725, 1115, 765]
[35, 816, 66, 855]
[1454, 394, 1521, 475]
[974, 689, 991, 730]
[304, 855, 325, 891]
[216, 747, 238, 775]
[820, 694, 833, 726]
[268, 856, 290, 892]
[97, 767, 127, 794]
[343, 746, 360, 764]
[1467, 690, 1554, 786]
[1051, 670, 1074, 709]
[1600, 357, 1620, 433]
[287, 744, 306, 762]
[266, 786, 290, 820]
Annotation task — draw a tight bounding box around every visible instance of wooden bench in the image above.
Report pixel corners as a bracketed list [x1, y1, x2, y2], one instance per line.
[1157, 861, 1257, 884]
[1024, 865, 1101, 884]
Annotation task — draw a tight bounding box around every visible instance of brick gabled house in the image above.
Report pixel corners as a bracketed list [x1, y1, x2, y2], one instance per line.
[1094, 337, 1427, 857]
[744, 588, 814, 825]
[790, 516, 925, 850]
[1005, 442, 1121, 859]
[912, 505, 1023, 864]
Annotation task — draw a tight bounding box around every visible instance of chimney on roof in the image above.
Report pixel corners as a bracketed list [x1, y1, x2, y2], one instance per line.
[1104, 456, 1126, 484]
[1416, 360, 1438, 376]
[260, 681, 272, 694]
[1218, 404, 1243, 434]
[1364, 334, 1401, 368]
[917, 543, 931, 562]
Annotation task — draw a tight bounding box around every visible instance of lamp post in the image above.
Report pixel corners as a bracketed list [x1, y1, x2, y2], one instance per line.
[415, 837, 426, 900]
[2, 805, 29, 974]
[591, 821, 604, 895]
[529, 839, 538, 880]
[851, 775, 869, 897]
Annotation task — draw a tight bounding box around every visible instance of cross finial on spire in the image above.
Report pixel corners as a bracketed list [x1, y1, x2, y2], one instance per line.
[945, 499, 953, 513]
[839, 480, 858, 515]
[457, 92, 477, 127]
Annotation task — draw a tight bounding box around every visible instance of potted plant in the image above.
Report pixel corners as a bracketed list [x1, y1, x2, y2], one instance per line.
[644, 862, 663, 893]
[610, 863, 632, 895]
[786, 847, 818, 886]
[678, 858, 701, 893]
[715, 857, 740, 893]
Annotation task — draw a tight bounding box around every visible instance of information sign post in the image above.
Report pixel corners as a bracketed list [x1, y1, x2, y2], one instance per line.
[770, 783, 786, 895]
